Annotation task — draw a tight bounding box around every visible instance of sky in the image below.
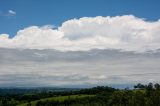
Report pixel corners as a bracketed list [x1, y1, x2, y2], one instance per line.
[0, 0, 160, 87]
[0, 0, 160, 37]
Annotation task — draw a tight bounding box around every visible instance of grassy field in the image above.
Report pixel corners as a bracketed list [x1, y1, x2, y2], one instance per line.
[17, 94, 95, 106]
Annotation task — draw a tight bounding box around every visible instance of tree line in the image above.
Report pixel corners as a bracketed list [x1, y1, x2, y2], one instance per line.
[0, 83, 160, 106]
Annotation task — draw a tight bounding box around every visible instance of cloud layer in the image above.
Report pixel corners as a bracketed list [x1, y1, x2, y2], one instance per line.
[1, 48, 160, 87]
[0, 15, 160, 52]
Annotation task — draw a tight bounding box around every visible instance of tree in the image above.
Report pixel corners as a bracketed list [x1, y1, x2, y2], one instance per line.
[134, 83, 145, 89]
[154, 83, 160, 90]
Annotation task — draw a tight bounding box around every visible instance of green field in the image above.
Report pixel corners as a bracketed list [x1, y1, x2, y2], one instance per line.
[17, 94, 95, 106]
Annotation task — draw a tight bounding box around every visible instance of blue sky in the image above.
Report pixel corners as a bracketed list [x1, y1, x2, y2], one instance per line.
[0, 0, 160, 37]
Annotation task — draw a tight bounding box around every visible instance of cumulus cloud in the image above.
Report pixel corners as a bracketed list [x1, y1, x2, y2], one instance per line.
[0, 15, 160, 52]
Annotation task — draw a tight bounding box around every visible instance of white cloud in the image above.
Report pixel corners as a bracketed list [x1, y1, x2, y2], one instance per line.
[0, 15, 160, 52]
[0, 10, 16, 17]
[8, 10, 16, 16]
